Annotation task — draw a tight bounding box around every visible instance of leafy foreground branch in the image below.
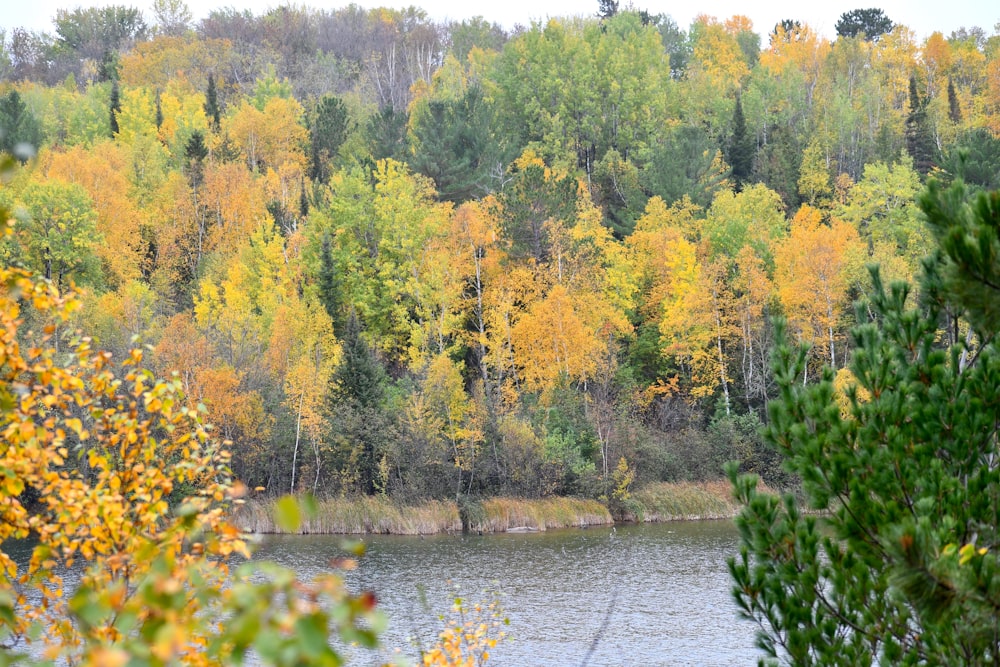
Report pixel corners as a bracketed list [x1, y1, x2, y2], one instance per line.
[0, 171, 385, 665]
[729, 180, 1000, 665]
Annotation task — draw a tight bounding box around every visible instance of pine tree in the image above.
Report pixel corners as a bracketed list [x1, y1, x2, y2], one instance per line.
[727, 96, 754, 192]
[299, 176, 310, 219]
[184, 130, 208, 188]
[905, 76, 937, 176]
[154, 89, 163, 130]
[204, 73, 221, 132]
[109, 79, 121, 136]
[730, 181, 1000, 664]
[947, 77, 962, 124]
[309, 95, 350, 183]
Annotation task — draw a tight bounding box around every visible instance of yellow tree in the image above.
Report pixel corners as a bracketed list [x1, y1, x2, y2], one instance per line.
[276, 298, 340, 495]
[225, 97, 308, 173]
[657, 236, 726, 402]
[731, 245, 774, 407]
[417, 353, 485, 497]
[447, 199, 501, 382]
[201, 161, 268, 257]
[774, 205, 863, 372]
[44, 142, 145, 287]
[0, 182, 381, 665]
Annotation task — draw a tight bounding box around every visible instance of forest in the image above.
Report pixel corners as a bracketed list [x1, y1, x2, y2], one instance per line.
[2, 1, 1000, 507]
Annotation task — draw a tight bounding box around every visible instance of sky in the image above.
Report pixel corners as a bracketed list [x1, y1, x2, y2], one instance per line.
[3, 0, 999, 43]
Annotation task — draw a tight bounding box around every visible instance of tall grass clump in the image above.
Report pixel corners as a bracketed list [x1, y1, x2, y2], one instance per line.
[472, 497, 612, 533]
[627, 480, 760, 522]
[232, 496, 461, 534]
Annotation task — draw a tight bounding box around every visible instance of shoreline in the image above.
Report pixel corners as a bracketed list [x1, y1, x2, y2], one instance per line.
[231, 480, 765, 535]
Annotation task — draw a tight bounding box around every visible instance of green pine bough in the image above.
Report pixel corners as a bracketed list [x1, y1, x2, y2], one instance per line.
[729, 180, 1000, 665]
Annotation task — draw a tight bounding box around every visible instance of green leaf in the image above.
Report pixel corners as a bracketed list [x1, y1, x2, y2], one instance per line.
[274, 495, 302, 533]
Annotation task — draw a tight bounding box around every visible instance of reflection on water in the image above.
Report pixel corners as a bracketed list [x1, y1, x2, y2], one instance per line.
[253, 520, 762, 666]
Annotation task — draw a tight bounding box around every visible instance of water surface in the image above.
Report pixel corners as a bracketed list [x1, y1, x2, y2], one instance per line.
[254, 520, 762, 666]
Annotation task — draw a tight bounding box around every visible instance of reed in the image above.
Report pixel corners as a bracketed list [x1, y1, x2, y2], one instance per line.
[473, 497, 612, 533]
[232, 495, 611, 534]
[231, 496, 461, 535]
[627, 480, 766, 522]
[231, 482, 763, 535]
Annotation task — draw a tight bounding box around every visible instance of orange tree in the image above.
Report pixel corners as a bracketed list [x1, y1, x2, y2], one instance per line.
[0, 150, 381, 665]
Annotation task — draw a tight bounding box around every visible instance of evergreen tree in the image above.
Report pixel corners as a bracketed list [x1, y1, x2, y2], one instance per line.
[204, 72, 220, 132]
[365, 105, 409, 164]
[184, 130, 208, 188]
[0, 90, 42, 162]
[643, 124, 729, 207]
[835, 7, 893, 41]
[941, 129, 1000, 192]
[947, 77, 962, 124]
[597, 0, 619, 20]
[327, 313, 389, 496]
[409, 86, 504, 202]
[905, 76, 937, 176]
[317, 232, 344, 334]
[154, 89, 163, 130]
[730, 181, 1000, 664]
[727, 96, 754, 192]
[309, 95, 349, 183]
[109, 79, 120, 136]
[299, 176, 309, 219]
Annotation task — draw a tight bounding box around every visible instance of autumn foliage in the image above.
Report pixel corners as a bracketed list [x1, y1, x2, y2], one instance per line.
[0, 177, 381, 664]
[2, 5, 1000, 506]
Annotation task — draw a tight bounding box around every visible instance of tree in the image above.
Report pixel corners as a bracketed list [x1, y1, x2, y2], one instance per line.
[597, 0, 619, 20]
[365, 105, 408, 163]
[727, 95, 755, 191]
[54, 5, 148, 81]
[309, 95, 350, 183]
[409, 85, 504, 202]
[0, 157, 382, 665]
[834, 8, 893, 41]
[16, 179, 102, 288]
[947, 77, 962, 124]
[940, 129, 1000, 192]
[0, 91, 41, 162]
[730, 181, 1000, 664]
[773, 206, 862, 369]
[152, 0, 192, 37]
[905, 76, 937, 176]
[204, 72, 221, 131]
[109, 79, 121, 136]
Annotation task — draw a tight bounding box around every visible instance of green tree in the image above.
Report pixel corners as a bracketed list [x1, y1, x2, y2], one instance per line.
[205, 72, 221, 131]
[905, 76, 937, 176]
[109, 79, 121, 136]
[309, 95, 350, 183]
[727, 95, 755, 192]
[643, 125, 729, 208]
[16, 179, 102, 288]
[940, 128, 1000, 192]
[834, 8, 893, 41]
[54, 5, 148, 81]
[409, 85, 505, 202]
[366, 105, 408, 164]
[947, 77, 962, 123]
[730, 181, 1000, 664]
[0, 90, 42, 162]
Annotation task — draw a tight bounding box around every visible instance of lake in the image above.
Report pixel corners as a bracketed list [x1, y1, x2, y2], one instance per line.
[253, 520, 763, 666]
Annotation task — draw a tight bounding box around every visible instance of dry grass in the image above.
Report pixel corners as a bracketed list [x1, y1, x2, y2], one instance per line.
[627, 480, 771, 522]
[231, 496, 461, 535]
[473, 497, 612, 533]
[231, 481, 765, 534]
[232, 496, 611, 535]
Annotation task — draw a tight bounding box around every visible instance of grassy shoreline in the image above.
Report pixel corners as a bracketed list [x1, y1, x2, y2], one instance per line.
[231, 480, 763, 535]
